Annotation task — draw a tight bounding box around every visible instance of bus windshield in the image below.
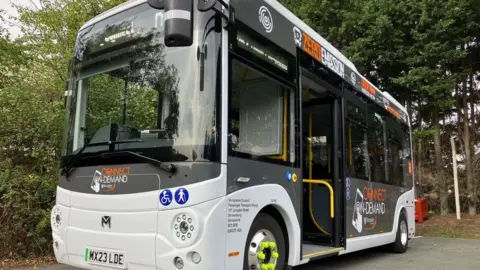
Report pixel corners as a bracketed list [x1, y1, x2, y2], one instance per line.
[62, 3, 221, 167]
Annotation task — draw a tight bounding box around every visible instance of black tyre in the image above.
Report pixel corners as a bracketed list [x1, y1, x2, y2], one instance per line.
[243, 213, 286, 270]
[389, 212, 409, 253]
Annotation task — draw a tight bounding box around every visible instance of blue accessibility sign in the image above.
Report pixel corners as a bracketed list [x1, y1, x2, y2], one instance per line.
[175, 187, 189, 205]
[159, 189, 173, 206]
[345, 177, 351, 200]
[286, 171, 292, 182]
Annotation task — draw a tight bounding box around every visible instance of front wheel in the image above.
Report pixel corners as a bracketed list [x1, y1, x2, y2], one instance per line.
[389, 212, 409, 253]
[244, 213, 286, 270]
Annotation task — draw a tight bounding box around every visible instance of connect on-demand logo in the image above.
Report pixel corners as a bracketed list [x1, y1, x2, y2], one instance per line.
[91, 167, 131, 193]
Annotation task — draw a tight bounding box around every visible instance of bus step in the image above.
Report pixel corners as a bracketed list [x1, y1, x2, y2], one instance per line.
[302, 244, 344, 260]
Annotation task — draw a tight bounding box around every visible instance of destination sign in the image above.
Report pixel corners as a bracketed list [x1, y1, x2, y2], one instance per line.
[237, 31, 289, 72]
[86, 22, 137, 54]
[79, 5, 165, 57]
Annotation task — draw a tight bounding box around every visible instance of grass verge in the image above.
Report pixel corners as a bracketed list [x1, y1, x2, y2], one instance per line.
[0, 256, 55, 269]
[416, 213, 480, 239]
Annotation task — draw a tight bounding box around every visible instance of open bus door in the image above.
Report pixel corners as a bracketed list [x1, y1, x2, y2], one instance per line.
[298, 51, 346, 260]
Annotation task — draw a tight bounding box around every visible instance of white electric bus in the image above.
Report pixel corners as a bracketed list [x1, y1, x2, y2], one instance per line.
[52, 0, 415, 269]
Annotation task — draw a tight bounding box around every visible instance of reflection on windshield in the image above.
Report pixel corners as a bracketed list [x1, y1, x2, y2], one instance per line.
[83, 45, 180, 142]
[63, 3, 220, 165]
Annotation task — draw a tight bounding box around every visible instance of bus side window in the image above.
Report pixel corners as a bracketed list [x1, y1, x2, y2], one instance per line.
[346, 102, 368, 180]
[386, 116, 403, 187]
[367, 104, 387, 184]
[229, 59, 293, 164]
[402, 125, 413, 188]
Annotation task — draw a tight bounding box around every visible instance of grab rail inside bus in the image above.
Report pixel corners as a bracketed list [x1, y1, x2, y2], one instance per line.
[303, 179, 334, 218]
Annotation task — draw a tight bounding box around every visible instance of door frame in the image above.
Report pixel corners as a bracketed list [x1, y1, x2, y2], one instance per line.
[298, 53, 346, 249]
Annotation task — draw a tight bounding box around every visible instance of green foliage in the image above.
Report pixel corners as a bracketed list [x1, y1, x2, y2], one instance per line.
[281, 0, 348, 48]
[0, 0, 128, 258]
[0, 54, 64, 258]
[413, 129, 435, 140]
[0, 27, 29, 89]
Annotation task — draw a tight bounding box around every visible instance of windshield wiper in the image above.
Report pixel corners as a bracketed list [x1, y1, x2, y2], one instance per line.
[97, 151, 176, 174]
[61, 140, 143, 177]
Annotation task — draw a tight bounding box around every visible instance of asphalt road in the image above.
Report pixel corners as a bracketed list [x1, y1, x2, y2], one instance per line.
[296, 237, 480, 269]
[15, 237, 480, 270]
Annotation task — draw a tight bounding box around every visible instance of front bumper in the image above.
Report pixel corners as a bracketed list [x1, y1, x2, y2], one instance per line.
[52, 196, 227, 270]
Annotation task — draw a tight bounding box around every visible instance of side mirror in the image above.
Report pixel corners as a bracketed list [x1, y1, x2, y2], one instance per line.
[164, 0, 194, 47]
[198, 0, 217, 11]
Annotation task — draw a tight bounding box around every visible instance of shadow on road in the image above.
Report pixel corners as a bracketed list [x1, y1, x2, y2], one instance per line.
[295, 237, 480, 269]
[294, 246, 391, 269]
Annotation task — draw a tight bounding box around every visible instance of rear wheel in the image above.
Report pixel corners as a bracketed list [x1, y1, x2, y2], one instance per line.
[244, 213, 286, 270]
[389, 212, 409, 253]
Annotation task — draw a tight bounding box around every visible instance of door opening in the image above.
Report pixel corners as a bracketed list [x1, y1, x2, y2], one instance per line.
[299, 68, 344, 259]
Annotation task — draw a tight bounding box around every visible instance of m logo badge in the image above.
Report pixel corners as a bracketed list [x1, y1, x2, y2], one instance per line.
[101, 216, 111, 228]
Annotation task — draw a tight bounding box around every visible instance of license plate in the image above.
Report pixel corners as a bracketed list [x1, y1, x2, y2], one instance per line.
[85, 247, 126, 269]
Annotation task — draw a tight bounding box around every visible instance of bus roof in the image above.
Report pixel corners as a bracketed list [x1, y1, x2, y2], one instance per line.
[78, 0, 409, 123]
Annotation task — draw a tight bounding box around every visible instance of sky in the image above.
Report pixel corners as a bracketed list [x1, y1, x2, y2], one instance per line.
[0, 0, 40, 38]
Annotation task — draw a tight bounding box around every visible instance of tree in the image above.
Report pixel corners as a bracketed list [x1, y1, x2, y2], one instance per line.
[0, 0, 128, 258]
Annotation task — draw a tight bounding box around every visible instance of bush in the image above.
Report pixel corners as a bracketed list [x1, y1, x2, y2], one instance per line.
[0, 159, 57, 258]
[0, 61, 63, 258]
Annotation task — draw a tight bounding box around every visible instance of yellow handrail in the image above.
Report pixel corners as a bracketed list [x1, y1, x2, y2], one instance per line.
[303, 179, 334, 218]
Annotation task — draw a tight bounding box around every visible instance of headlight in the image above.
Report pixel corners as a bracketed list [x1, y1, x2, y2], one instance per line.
[172, 212, 199, 244]
[51, 206, 62, 231]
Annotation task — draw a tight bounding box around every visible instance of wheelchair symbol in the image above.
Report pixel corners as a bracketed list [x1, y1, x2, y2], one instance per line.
[160, 189, 172, 206]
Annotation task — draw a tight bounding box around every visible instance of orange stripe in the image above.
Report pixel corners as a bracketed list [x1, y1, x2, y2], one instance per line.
[302, 33, 322, 62]
[386, 105, 401, 119]
[361, 79, 376, 96]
